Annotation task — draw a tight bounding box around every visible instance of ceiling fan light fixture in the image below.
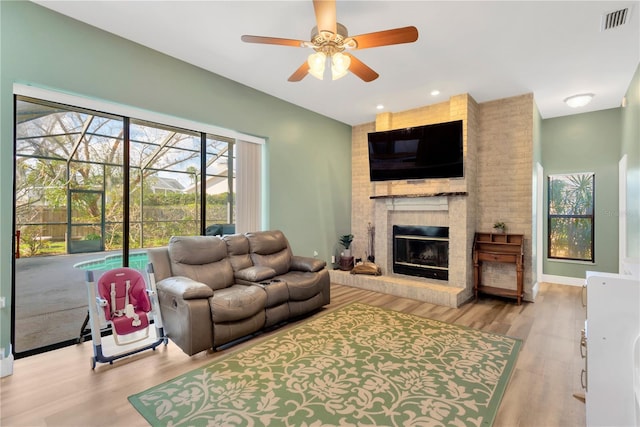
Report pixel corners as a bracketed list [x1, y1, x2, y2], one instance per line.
[331, 52, 350, 80]
[307, 51, 326, 80]
[241, 1, 419, 82]
[564, 93, 594, 108]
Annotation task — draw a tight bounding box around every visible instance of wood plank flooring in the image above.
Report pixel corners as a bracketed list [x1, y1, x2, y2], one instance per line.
[0, 282, 586, 426]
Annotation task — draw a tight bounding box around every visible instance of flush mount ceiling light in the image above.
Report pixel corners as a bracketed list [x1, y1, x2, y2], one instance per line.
[564, 93, 594, 108]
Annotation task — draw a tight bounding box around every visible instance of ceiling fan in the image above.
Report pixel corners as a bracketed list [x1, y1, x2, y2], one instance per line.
[241, 0, 418, 82]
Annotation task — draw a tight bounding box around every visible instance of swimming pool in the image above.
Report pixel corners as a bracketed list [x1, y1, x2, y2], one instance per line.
[73, 251, 149, 272]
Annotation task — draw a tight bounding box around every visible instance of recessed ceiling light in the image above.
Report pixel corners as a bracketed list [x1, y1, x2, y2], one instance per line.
[564, 93, 594, 108]
[376, 104, 384, 110]
[430, 90, 440, 96]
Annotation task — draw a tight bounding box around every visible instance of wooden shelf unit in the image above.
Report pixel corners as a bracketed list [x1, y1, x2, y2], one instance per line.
[472, 232, 524, 304]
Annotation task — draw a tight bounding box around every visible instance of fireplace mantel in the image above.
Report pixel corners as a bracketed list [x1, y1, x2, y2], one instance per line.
[371, 192, 467, 212]
[384, 197, 448, 212]
[369, 192, 467, 199]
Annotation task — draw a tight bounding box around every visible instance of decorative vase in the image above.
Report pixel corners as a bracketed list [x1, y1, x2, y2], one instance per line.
[339, 256, 354, 271]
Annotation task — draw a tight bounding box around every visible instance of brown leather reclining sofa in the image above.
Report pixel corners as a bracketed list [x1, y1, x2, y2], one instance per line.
[147, 230, 330, 356]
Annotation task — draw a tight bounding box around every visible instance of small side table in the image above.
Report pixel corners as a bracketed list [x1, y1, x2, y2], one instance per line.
[472, 232, 524, 304]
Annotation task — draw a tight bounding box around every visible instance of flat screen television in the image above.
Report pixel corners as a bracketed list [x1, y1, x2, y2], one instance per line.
[368, 120, 463, 181]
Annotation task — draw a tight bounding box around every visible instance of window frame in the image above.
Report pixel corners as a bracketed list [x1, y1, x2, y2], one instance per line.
[547, 172, 595, 262]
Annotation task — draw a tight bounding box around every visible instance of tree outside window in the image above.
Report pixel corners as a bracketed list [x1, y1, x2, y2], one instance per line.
[548, 172, 595, 261]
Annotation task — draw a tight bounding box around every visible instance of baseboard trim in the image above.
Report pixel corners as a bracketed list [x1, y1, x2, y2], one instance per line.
[540, 274, 585, 287]
[526, 280, 541, 301]
[1, 345, 14, 377]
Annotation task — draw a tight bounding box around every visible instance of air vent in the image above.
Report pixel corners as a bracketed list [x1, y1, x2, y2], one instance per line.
[601, 7, 630, 31]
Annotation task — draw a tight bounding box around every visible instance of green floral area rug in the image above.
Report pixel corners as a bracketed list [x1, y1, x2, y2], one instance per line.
[129, 303, 521, 426]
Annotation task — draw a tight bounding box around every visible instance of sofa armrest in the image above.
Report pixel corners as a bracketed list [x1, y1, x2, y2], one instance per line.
[290, 255, 326, 272]
[156, 276, 214, 356]
[156, 276, 214, 300]
[235, 266, 276, 282]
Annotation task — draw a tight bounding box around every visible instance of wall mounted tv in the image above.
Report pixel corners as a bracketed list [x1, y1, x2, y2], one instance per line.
[368, 120, 463, 181]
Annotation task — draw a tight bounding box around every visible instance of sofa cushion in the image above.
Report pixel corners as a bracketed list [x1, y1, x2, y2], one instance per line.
[223, 234, 253, 272]
[251, 251, 291, 276]
[169, 235, 227, 264]
[169, 236, 234, 291]
[277, 271, 323, 301]
[246, 230, 289, 254]
[246, 230, 293, 275]
[210, 284, 266, 323]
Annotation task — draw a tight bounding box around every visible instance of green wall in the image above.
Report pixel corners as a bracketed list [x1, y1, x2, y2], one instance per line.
[541, 108, 622, 278]
[621, 63, 640, 259]
[0, 2, 351, 357]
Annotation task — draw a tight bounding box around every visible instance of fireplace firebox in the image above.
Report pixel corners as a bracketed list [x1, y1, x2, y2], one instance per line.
[393, 225, 449, 280]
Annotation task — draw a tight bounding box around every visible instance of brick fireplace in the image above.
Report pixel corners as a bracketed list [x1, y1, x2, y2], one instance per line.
[329, 92, 537, 307]
[328, 190, 474, 306]
[373, 193, 471, 284]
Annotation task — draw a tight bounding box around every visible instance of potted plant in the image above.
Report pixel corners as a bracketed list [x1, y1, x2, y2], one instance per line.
[339, 234, 354, 257]
[339, 234, 354, 271]
[493, 221, 507, 234]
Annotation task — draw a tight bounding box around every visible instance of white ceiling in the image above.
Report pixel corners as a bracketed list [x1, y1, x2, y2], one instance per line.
[33, 1, 640, 126]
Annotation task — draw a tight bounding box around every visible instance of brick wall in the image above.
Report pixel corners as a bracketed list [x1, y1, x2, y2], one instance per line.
[476, 93, 534, 297]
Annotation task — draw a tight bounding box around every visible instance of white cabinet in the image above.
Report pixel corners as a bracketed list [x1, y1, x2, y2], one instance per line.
[584, 271, 640, 427]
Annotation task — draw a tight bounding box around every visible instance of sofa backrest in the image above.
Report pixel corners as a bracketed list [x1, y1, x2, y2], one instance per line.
[246, 230, 292, 276]
[147, 246, 172, 283]
[222, 234, 252, 272]
[167, 235, 234, 291]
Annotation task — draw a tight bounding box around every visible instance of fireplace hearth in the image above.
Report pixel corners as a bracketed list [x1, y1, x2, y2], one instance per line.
[393, 225, 449, 280]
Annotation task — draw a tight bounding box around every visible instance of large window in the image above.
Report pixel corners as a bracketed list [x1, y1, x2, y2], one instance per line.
[548, 172, 595, 262]
[15, 97, 240, 256]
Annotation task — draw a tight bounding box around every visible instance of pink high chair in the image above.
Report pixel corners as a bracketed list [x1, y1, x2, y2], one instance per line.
[86, 266, 167, 368]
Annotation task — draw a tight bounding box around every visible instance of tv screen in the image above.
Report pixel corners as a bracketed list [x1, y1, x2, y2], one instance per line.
[368, 120, 463, 181]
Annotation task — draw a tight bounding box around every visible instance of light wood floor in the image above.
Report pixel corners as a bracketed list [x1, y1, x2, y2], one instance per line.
[0, 282, 586, 426]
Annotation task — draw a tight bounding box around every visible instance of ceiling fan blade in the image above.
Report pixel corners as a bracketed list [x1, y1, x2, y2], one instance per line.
[241, 35, 306, 47]
[345, 53, 379, 82]
[351, 26, 419, 50]
[288, 61, 310, 82]
[313, 0, 337, 34]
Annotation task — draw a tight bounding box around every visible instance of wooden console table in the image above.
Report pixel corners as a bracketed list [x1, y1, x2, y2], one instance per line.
[473, 232, 524, 304]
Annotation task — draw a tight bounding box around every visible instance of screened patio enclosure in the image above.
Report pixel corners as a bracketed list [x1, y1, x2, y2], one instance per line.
[15, 97, 236, 258]
[13, 96, 237, 354]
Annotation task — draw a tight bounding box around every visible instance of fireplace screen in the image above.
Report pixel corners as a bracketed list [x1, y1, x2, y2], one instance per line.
[393, 225, 449, 280]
